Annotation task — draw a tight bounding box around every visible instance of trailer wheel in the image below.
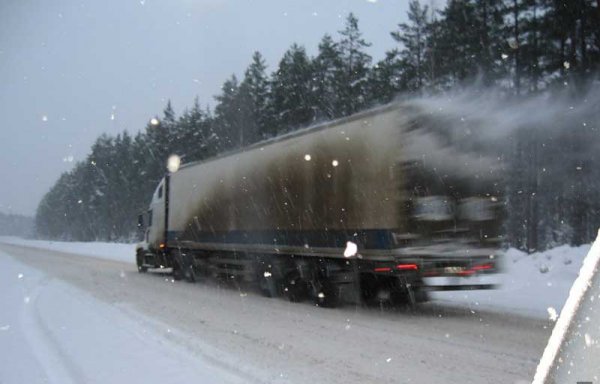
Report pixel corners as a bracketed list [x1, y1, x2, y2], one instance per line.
[360, 274, 401, 307]
[281, 272, 309, 302]
[392, 279, 427, 307]
[136, 251, 148, 273]
[410, 287, 429, 304]
[173, 250, 195, 283]
[171, 252, 184, 281]
[185, 264, 197, 283]
[172, 262, 183, 281]
[257, 271, 278, 298]
[360, 274, 381, 305]
[312, 279, 340, 308]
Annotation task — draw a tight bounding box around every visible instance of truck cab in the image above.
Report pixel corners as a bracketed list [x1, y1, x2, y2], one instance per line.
[135, 178, 169, 272]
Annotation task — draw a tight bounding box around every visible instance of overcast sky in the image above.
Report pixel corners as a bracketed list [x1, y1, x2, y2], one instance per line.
[0, 0, 433, 216]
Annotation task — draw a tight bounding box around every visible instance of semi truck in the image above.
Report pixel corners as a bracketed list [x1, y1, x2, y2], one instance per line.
[135, 102, 504, 306]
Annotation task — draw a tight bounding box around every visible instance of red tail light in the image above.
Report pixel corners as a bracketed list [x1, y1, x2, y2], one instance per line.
[471, 263, 493, 271]
[458, 263, 494, 276]
[374, 264, 419, 273]
[396, 263, 418, 271]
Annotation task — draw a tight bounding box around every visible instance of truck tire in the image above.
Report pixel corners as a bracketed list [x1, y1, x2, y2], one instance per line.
[185, 263, 197, 283]
[172, 263, 183, 281]
[392, 279, 427, 307]
[360, 274, 380, 305]
[312, 279, 341, 308]
[281, 271, 309, 302]
[173, 250, 195, 283]
[171, 251, 184, 281]
[258, 271, 278, 298]
[136, 251, 148, 273]
[409, 287, 429, 304]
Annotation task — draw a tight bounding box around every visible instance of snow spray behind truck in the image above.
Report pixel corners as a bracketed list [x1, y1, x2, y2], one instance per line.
[136, 102, 504, 306]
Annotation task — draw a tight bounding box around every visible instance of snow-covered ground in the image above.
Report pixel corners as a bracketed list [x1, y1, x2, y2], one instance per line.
[2, 242, 549, 384]
[0, 249, 247, 384]
[0, 236, 592, 319]
[0, 236, 134, 263]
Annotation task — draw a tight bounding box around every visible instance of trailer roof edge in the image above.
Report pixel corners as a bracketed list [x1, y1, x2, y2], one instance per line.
[177, 101, 406, 172]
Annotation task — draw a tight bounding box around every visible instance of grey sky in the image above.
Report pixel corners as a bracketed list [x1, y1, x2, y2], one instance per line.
[0, 0, 425, 216]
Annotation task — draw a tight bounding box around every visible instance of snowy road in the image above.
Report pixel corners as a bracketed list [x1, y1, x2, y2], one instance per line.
[0, 242, 551, 383]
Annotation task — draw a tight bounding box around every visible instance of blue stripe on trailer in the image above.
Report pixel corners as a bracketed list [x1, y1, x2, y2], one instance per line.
[167, 228, 395, 250]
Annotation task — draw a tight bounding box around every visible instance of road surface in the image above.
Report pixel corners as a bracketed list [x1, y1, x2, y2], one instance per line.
[0, 243, 550, 383]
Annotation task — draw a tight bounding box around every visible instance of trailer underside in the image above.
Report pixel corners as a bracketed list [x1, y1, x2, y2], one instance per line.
[136, 242, 500, 307]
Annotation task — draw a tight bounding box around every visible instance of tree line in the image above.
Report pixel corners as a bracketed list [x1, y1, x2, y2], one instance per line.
[0, 212, 34, 238]
[36, 0, 600, 250]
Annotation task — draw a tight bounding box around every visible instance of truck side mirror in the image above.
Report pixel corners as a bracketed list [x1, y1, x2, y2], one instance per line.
[137, 214, 144, 229]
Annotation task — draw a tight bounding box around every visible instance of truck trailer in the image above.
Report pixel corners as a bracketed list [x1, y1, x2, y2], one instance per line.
[135, 102, 504, 306]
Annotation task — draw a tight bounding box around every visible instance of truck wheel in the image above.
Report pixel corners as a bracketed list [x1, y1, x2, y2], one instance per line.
[391, 280, 427, 307]
[409, 287, 429, 304]
[281, 272, 308, 302]
[312, 279, 340, 308]
[171, 255, 184, 281]
[386, 285, 427, 307]
[136, 251, 148, 273]
[360, 274, 380, 305]
[258, 271, 278, 298]
[182, 252, 197, 283]
[172, 264, 183, 280]
[185, 264, 197, 283]
[172, 250, 194, 282]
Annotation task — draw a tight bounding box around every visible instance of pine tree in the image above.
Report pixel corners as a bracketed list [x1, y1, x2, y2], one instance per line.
[130, 131, 155, 223]
[367, 50, 406, 104]
[536, 0, 600, 91]
[337, 13, 372, 116]
[145, 101, 178, 172]
[90, 134, 119, 239]
[239, 52, 272, 141]
[426, 1, 479, 87]
[508, 0, 523, 94]
[519, 0, 544, 92]
[312, 34, 344, 119]
[391, 0, 430, 91]
[430, 0, 503, 88]
[174, 98, 215, 162]
[270, 44, 315, 134]
[214, 75, 244, 149]
[473, 0, 507, 85]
